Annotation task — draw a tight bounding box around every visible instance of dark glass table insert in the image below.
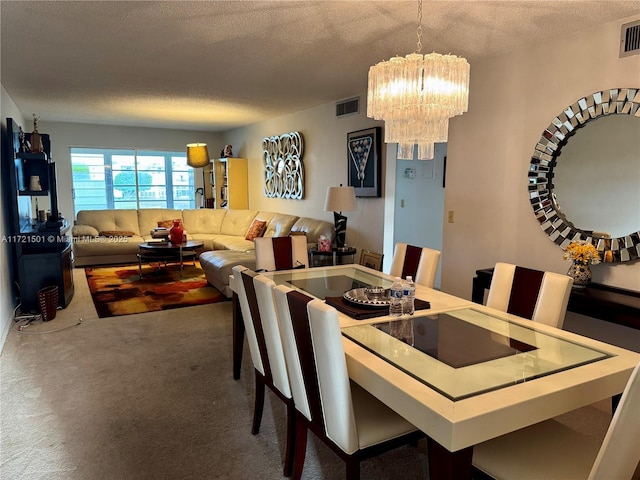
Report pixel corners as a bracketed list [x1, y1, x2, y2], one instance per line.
[288, 275, 371, 300]
[375, 313, 537, 368]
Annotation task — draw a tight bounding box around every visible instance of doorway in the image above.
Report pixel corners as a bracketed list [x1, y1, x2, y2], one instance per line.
[393, 143, 446, 289]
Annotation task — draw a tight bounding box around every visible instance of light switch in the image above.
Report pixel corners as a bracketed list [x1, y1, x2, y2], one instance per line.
[401, 199, 405, 208]
[448, 210, 454, 223]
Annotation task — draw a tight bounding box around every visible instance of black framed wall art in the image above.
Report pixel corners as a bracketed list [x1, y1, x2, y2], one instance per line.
[347, 127, 382, 197]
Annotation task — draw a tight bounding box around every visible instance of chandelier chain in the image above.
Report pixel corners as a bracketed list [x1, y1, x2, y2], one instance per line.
[416, 0, 423, 54]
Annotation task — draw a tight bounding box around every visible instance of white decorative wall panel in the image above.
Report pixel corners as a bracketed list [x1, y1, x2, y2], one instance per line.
[262, 131, 304, 199]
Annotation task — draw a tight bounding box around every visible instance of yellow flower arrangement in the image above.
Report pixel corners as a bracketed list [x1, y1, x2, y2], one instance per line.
[563, 241, 601, 265]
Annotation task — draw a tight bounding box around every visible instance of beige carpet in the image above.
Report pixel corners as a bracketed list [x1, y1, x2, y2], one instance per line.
[1, 268, 428, 480]
[0, 268, 621, 479]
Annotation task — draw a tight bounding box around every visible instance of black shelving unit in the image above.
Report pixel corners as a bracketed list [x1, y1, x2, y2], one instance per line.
[2, 118, 74, 313]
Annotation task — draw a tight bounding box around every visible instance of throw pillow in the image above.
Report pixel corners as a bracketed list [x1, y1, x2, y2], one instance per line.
[72, 224, 99, 237]
[99, 230, 135, 237]
[157, 220, 173, 228]
[245, 219, 267, 241]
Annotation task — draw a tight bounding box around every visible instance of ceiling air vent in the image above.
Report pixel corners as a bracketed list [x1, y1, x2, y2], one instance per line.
[620, 20, 640, 58]
[336, 97, 360, 117]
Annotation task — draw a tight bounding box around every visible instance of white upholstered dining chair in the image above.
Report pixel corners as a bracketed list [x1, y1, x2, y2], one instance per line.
[273, 284, 423, 480]
[485, 262, 573, 328]
[231, 265, 294, 477]
[473, 362, 640, 480]
[254, 235, 309, 272]
[389, 242, 441, 288]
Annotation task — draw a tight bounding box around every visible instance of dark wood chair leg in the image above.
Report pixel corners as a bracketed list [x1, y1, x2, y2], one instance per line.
[283, 400, 295, 477]
[345, 458, 361, 480]
[292, 416, 308, 480]
[612, 393, 622, 414]
[251, 370, 265, 435]
[232, 292, 245, 380]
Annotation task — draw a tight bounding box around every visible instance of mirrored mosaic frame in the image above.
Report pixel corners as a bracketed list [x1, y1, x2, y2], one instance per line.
[528, 88, 640, 263]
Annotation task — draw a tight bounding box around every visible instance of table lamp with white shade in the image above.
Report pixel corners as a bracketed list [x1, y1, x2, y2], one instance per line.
[324, 185, 357, 249]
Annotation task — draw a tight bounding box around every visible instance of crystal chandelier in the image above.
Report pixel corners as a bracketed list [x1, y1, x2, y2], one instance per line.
[366, 0, 470, 160]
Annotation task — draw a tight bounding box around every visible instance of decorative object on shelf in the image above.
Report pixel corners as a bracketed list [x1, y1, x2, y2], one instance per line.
[30, 114, 44, 153]
[324, 184, 357, 249]
[567, 262, 592, 288]
[169, 219, 184, 244]
[347, 127, 382, 197]
[29, 175, 42, 191]
[262, 131, 304, 199]
[221, 144, 233, 158]
[18, 126, 30, 153]
[366, 0, 470, 160]
[186, 143, 210, 168]
[563, 240, 601, 288]
[529, 88, 639, 263]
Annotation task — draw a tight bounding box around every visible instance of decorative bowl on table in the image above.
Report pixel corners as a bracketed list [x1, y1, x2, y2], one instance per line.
[343, 287, 390, 308]
[364, 286, 387, 300]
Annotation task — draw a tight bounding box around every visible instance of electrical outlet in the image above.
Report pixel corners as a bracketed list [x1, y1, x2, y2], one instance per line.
[400, 199, 405, 208]
[448, 210, 454, 223]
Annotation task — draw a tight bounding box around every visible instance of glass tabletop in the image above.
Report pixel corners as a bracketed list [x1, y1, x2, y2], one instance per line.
[342, 308, 612, 401]
[264, 266, 392, 300]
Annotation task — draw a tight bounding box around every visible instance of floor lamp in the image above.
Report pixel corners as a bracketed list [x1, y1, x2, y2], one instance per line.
[324, 185, 357, 250]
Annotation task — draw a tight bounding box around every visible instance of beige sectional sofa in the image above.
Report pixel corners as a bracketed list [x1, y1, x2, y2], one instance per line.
[72, 208, 334, 297]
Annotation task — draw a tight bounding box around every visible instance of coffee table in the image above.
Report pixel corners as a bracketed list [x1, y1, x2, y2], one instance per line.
[137, 240, 204, 279]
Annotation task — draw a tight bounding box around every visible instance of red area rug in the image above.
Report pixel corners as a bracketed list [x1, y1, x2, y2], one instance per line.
[85, 262, 225, 318]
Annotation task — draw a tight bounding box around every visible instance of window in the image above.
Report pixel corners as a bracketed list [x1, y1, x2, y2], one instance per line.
[70, 148, 195, 216]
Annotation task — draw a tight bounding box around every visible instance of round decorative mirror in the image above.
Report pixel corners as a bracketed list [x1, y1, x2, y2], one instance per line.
[529, 88, 640, 263]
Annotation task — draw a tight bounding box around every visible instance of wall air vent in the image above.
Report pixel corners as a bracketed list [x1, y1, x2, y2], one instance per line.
[620, 20, 640, 58]
[336, 97, 360, 117]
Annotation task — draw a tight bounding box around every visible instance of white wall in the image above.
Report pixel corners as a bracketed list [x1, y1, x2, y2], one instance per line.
[1, 86, 26, 351]
[222, 102, 386, 255]
[442, 15, 640, 299]
[37, 121, 223, 221]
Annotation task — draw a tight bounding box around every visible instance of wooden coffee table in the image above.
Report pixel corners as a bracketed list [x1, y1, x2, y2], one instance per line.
[137, 240, 204, 279]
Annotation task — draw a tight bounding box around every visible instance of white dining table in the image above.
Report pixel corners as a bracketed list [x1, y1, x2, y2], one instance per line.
[230, 264, 640, 480]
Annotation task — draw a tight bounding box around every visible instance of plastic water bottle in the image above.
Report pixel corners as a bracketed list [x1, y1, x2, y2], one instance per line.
[389, 277, 404, 317]
[403, 276, 415, 316]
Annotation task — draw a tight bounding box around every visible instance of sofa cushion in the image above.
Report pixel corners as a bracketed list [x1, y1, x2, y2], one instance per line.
[257, 211, 299, 238]
[211, 235, 254, 252]
[182, 234, 215, 251]
[199, 250, 256, 298]
[77, 209, 141, 236]
[181, 208, 227, 234]
[73, 235, 144, 257]
[220, 210, 258, 236]
[290, 217, 335, 244]
[137, 209, 182, 237]
[245, 219, 267, 241]
[72, 224, 99, 237]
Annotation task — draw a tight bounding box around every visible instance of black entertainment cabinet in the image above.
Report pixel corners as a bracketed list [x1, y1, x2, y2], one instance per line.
[2, 118, 74, 313]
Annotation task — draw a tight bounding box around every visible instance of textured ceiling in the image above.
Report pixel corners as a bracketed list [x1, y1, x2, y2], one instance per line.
[2, 1, 638, 131]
